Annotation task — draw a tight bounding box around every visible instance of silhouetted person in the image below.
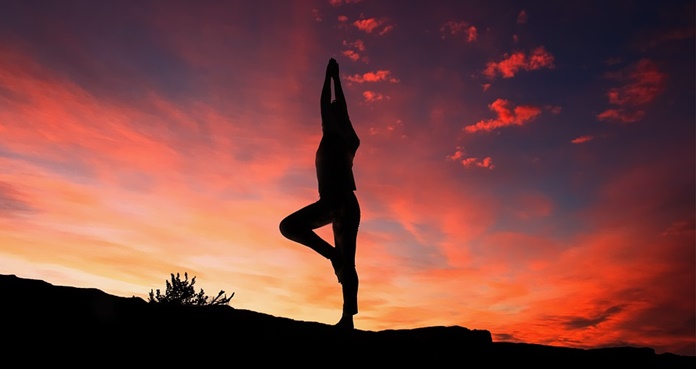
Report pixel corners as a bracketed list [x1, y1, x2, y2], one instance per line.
[280, 58, 360, 329]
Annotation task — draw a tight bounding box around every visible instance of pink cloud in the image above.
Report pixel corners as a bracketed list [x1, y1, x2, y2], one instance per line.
[363, 90, 388, 102]
[597, 59, 665, 123]
[597, 109, 645, 123]
[460, 157, 495, 169]
[477, 157, 494, 169]
[446, 150, 464, 161]
[440, 21, 478, 42]
[343, 39, 366, 51]
[448, 152, 495, 169]
[483, 46, 555, 79]
[482, 83, 491, 92]
[353, 17, 393, 35]
[345, 70, 400, 83]
[571, 135, 594, 144]
[343, 50, 360, 61]
[517, 10, 527, 24]
[379, 25, 394, 36]
[368, 119, 403, 136]
[338, 15, 348, 22]
[342, 40, 367, 63]
[464, 99, 542, 133]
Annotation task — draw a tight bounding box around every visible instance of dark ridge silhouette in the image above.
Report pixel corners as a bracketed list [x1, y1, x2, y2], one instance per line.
[2, 274, 693, 367]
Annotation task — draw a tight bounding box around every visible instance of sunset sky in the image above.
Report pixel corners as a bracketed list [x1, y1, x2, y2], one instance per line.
[1, 0, 694, 355]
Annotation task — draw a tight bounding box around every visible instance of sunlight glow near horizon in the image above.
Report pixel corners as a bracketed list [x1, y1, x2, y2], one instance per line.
[0, 0, 694, 356]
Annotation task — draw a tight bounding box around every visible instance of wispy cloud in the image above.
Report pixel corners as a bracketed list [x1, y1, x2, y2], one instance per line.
[597, 59, 665, 123]
[556, 305, 627, 329]
[463, 157, 495, 169]
[483, 47, 555, 79]
[345, 70, 400, 83]
[464, 99, 542, 133]
[353, 17, 394, 35]
[363, 90, 388, 102]
[447, 150, 495, 170]
[342, 40, 368, 63]
[571, 135, 594, 144]
[0, 181, 35, 216]
[440, 21, 477, 42]
[343, 50, 360, 61]
[661, 219, 695, 237]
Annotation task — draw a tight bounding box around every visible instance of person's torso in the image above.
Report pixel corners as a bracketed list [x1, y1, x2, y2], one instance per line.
[315, 132, 357, 196]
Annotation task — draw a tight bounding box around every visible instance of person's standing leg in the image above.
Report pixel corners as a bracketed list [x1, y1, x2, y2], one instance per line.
[333, 192, 360, 327]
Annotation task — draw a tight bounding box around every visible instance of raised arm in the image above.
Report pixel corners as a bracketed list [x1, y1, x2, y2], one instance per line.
[321, 59, 335, 123]
[332, 63, 348, 114]
[330, 59, 359, 150]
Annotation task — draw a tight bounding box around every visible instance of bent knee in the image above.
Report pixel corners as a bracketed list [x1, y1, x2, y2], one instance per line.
[279, 217, 296, 238]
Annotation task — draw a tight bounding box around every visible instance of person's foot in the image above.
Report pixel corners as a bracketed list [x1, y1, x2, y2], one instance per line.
[334, 315, 354, 330]
[330, 253, 344, 284]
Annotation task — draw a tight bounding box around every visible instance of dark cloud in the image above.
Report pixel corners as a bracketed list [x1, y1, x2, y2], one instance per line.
[558, 304, 626, 330]
[0, 181, 34, 216]
[493, 332, 517, 341]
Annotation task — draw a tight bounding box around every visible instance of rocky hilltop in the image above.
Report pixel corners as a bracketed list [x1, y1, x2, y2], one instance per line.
[2, 274, 692, 367]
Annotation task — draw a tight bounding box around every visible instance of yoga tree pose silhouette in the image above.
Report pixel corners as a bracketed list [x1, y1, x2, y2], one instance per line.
[280, 58, 361, 329]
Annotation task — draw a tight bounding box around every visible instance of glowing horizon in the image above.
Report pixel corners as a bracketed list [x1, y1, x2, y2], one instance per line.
[0, 0, 693, 356]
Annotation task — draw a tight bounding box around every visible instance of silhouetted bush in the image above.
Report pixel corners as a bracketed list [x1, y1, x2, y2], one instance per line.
[148, 272, 234, 306]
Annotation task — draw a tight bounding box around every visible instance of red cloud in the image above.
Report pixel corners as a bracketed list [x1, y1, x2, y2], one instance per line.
[354, 18, 379, 33]
[461, 157, 495, 169]
[464, 99, 542, 133]
[343, 39, 365, 51]
[363, 90, 387, 102]
[346, 70, 399, 83]
[483, 46, 555, 79]
[446, 150, 494, 169]
[343, 50, 360, 61]
[571, 135, 594, 144]
[379, 25, 394, 36]
[597, 109, 645, 123]
[353, 17, 393, 35]
[440, 21, 478, 42]
[597, 59, 665, 123]
[338, 15, 348, 22]
[342, 40, 367, 63]
[446, 150, 464, 161]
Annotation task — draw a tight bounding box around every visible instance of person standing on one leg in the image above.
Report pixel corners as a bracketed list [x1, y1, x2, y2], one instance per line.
[279, 58, 361, 329]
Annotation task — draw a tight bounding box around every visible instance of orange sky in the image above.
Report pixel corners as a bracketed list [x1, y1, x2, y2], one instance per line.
[0, 0, 694, 356]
